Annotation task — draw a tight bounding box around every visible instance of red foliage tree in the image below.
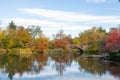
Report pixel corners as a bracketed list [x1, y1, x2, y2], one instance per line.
[106, 28, 120, 51]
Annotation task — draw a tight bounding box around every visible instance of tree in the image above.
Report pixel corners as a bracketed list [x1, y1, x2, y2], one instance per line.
[0, 29, 6, 48]
[3, 21, 17, 48]
[35, 32, 49, 53]
[72, 37, 80, 44]
[0, 23, 32, 48]
[7, 21, 16, 30]
[27, 25, 42, 49]
[3, 29, 16, 48]
[53, 30, 70, 49]
[79, 27, 107, 54]
[14, 26, 32, 48]
[27, 25, 42, 38]
[105, 28, 120, 51]
[48, 40, 55, 49]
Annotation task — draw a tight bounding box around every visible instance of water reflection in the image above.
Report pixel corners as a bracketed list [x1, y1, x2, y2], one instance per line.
[51, 53, 73, 75]
[0, 54, 120, 80]
[0, 55, 34, 80]
[32, 54, 48, 73]
[106, 62, 120, 78]
[76, 58, 106, 75]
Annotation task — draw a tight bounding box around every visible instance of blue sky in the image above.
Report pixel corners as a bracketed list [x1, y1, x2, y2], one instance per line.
[0, 0, 120, 38]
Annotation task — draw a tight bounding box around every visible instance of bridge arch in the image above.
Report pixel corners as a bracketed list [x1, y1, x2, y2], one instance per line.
[67, 44, 85, 54]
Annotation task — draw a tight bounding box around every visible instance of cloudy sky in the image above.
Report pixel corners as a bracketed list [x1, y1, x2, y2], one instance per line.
[0, 0, 120, 38]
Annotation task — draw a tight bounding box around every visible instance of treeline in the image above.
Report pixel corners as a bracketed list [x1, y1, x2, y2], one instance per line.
[0, 21, 120, 54]
[0, 21, 49, 53]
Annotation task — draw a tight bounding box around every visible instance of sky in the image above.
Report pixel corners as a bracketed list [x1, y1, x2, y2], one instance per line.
[0, 0, 120, 38]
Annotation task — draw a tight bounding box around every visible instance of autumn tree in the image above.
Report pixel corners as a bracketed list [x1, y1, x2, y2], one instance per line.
[72, 37, 80, 44]
[2, 21, 17, 48]
[27, 25, 42, 49]
[14, 26, 32, 48]
[35, 32, 49, 53]
[105, 28, 120, 51]
[0, 28, 6, 48]
[79, 27, 107, 54]
[48, 40, 55, 49]
[3, 29, 16, 48]
[0, 22, 32, 49]
[53, 30, 70, 49]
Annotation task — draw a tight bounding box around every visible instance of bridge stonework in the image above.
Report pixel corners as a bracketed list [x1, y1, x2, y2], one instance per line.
[67, 44, 87, 51]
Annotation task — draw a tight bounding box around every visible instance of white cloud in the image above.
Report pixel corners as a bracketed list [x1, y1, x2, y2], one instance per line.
[89, 18, 120, 24]
[86, 0, 106, 3]
[19, 8, 120, 24]
[1, 18, 89, 30]
[1, 8, 120, 38]
[1, 18, 90, 38]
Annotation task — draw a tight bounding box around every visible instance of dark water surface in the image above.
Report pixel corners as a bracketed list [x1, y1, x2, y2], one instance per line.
[0, 54, 120, 80]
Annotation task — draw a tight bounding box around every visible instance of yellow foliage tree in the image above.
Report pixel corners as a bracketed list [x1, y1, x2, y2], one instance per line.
[79, 27, 107, 53]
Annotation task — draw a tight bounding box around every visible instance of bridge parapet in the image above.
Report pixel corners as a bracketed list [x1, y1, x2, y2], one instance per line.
[67, 44, 88, 51]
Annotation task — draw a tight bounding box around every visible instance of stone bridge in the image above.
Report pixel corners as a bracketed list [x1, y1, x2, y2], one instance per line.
[67, 44, 88, 53]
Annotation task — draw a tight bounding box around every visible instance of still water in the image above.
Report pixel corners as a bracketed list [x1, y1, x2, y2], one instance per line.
[0, 54, 120, 80]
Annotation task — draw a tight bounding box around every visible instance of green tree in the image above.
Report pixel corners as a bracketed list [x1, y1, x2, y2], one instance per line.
[7, 21, 16, 30]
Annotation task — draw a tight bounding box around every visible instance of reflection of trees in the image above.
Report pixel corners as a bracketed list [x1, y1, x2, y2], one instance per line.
[8, 72, 15, 80]
[54, 59, 66, 75]
[0, 55, 17, 80]
[106, 62, 120, 78]
[76, 58, 106, 75]
[0, 54, 48, 80]
[32, 54, 48, 73]
[0, 55, 34, 80]
[51, 53, 73, 75]
[0, 56, 6, 69]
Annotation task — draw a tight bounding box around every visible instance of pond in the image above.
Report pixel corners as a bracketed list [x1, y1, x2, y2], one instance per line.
[0, 54, 120, 80]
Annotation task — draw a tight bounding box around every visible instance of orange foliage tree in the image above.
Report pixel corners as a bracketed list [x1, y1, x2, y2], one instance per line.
[35, 32, 49, 53]
[53, 30, 71, 49]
